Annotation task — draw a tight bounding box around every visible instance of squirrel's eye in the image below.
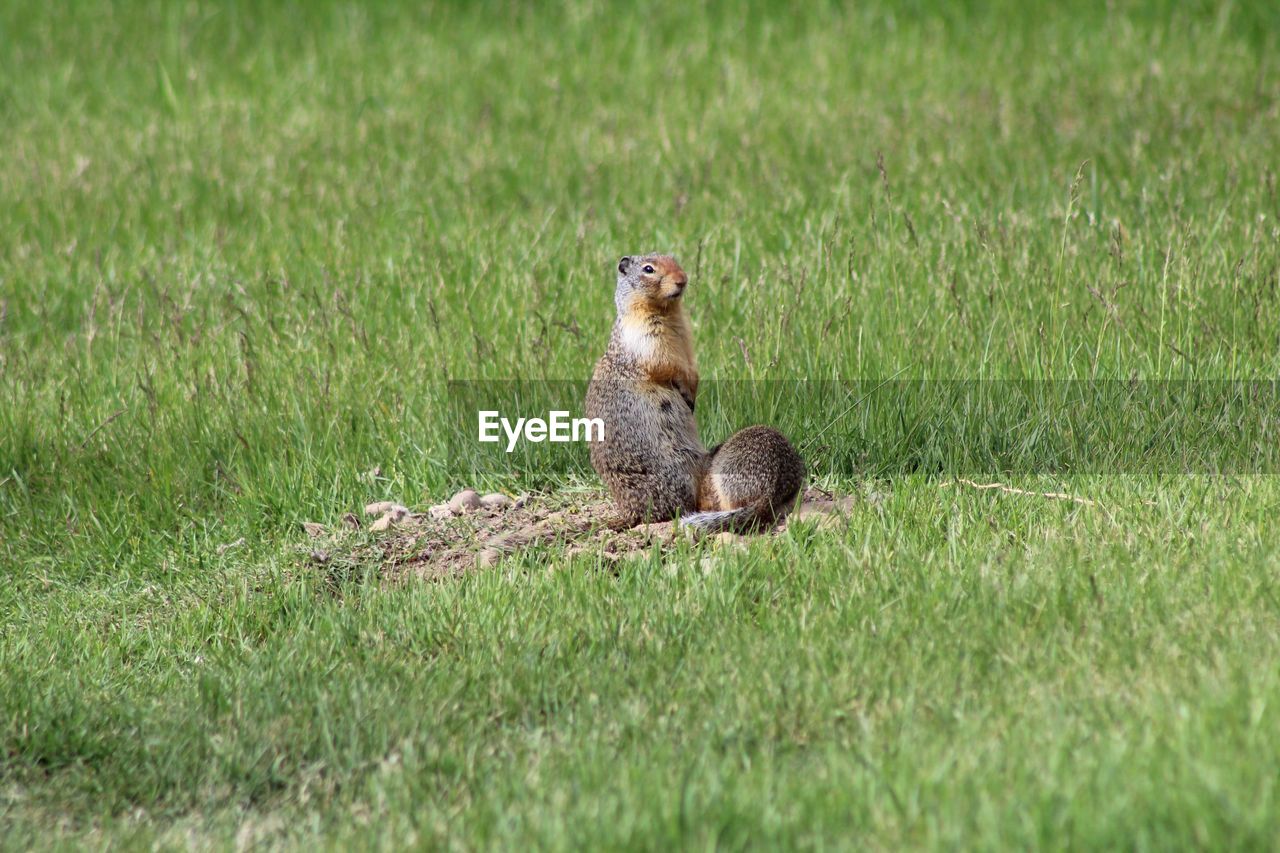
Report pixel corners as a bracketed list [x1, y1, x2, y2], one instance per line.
[642, 265, 655, 274]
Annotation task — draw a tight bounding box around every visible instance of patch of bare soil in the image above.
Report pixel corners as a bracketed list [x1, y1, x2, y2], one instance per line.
[301, 487, 859, 583]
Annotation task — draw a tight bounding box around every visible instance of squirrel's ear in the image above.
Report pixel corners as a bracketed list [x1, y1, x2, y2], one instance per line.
[617, 256, 631, 274]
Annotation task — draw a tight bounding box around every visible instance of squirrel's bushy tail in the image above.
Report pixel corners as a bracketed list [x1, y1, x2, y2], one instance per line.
[679, 505, 761, 534]
[680, 493, 796, 534]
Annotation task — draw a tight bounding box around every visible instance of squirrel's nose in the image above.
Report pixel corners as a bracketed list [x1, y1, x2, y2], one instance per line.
[673, 272, 688, 288]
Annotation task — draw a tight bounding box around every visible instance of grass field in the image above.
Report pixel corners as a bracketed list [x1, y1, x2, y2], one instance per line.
[3, 0, 1280, 847]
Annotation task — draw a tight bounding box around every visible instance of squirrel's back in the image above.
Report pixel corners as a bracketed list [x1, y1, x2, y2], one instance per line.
[682, 425, 805, 533]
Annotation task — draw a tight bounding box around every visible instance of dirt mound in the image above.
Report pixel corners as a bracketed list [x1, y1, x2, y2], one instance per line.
[301, 487, 858, 583]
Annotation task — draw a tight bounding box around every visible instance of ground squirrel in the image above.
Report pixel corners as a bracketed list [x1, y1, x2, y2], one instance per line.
[585, 253, 805, 532]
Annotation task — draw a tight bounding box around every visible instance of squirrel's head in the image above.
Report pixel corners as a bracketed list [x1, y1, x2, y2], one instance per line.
[614, 254, 688, 315]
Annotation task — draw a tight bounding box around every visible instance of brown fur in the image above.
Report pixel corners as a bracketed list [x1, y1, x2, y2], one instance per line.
[585, 253, 804, 531]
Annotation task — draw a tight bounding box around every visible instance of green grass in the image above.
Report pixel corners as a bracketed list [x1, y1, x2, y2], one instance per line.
[3, 0, 1280, 847]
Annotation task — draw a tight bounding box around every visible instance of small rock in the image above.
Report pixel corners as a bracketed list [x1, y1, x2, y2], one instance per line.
[477, 547, 503, 567]
[309, 549, 330, 564]
[369, 505, 409, 532]
[480, 492, 513, 510]
[714, 531, 745, 547]
[449, 489, 482, 514]
[428, 504, 454, 521]
[301, 521, 327, 538]
[364, 501, 397, 516]
[341, 512, 361, 530]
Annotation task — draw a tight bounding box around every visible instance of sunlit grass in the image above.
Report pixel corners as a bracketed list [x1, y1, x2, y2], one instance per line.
[1, 0, 1278, 847]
